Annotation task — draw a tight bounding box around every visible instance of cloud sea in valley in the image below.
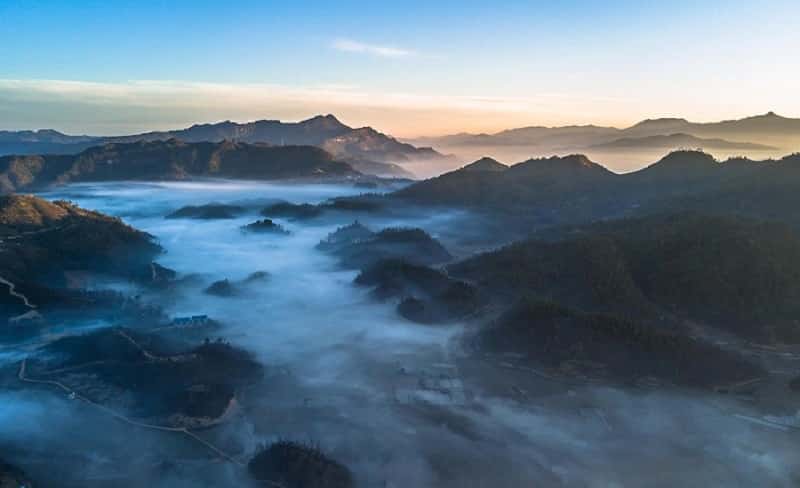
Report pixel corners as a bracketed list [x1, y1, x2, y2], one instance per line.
[0, 180, 796, 487]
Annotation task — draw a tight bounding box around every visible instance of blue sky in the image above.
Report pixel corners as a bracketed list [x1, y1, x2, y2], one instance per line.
[1, 0, 798, 135]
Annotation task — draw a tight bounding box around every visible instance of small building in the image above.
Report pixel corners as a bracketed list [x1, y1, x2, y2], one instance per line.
[171, 315, 210, 327]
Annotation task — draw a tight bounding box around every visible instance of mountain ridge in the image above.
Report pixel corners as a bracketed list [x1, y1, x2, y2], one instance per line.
[410, 111, 800, 154]
[0, 115, 449, 178]
[392, 150, 800, 231]
[0, 139, 361, 193]
[589, 133, 777, 151]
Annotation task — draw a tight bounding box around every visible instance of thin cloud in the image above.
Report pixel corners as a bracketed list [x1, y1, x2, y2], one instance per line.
[0, 78, 636, 137]
[331, 38, 414, 58]
[0, 79, 565, 113]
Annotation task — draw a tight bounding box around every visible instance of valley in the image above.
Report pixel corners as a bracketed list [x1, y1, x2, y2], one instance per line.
[0, 172, 798, 486]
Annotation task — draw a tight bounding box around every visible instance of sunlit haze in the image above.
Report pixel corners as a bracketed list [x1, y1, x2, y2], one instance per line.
[1, 0, 798, 137]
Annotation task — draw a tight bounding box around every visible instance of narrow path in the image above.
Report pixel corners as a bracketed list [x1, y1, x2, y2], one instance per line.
[18, 358, 244, 466]
[114, 329, 195, 363]
[0, 275, 36, 309]
[0, 224, 74, 308]
[115, 329, 164, 361]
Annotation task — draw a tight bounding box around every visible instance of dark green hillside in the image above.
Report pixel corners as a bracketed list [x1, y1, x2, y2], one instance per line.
[394, 151, 800, 236]
[452, 213, 800, 343]
[480, 298, 763, 388]
[40, 329, 263, 423]
[355, 259, 479, 323]
[0, 153, 75, 194]
[261, 201, 324, 220]
[248, 441, 353, 488]
[0, 195, 162, 315]
[318, 223, 452, 269]
[590, 214, 800, 336]
[450, 233, 653, 318]
[395, 154, 618, 215]
[166, 203, 246, 220]
[644, 153, 800, 228]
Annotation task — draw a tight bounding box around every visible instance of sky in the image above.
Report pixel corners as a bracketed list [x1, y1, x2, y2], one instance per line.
[1, 0, 799, 137]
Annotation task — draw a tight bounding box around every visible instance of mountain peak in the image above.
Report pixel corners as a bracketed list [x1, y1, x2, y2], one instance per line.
[301, 114, 349, 129]
[34, 129, 68, 137]
[636, 150, 718, 176]
[0, 194, 73, 228]
[510, 154, 611, 176]
[461, 157, 508, 172]
[561, 154, 596, 167]
[657, 150, 717, 165]
[754, 110, 786, 120]
[628, 117, 690, 130]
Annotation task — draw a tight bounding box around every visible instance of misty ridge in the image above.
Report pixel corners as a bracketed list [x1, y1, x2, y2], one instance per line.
[0, 114, 453, 180]
[4, 110, 800, 180]
[0, 110, 799, 487]
[408, 111, 800, 174]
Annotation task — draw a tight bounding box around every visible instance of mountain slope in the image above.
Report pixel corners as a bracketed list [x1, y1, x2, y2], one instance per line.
[0, 139, 359, 193]
[415, 125, 622, 148]
[394, 154, 624, 220]
[479, 298, 763, 387]
[645, 153, 800, 227]
[451, 213, 800, 343]
[0, 195, 162, 316]
[110, 114, 351, 146]
[459, 157, 508, 172]
[392, 150, 800, 232]
[0, 115, 449, 177]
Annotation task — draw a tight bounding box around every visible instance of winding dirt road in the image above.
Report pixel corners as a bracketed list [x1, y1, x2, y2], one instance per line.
[17, 358, 244, 466]
[0, 275, 36, 309]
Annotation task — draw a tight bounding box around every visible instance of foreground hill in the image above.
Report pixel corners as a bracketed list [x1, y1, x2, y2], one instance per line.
[35, 328, 262, 428]
[355, 259, 479, 324]
[479, 298, 763, 388]
[0, 115, 447, 177]
[0, 139, 359, 193]
[396, 154, 616, 207]
[0, 194, 163, 318]
[643, 153, 800, 227]
[451, 213, 800, 343]
[318, 222, 452, 269]
[394, 154, 629, 226]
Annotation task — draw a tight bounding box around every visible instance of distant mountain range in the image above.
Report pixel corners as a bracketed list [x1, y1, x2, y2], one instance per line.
[0, 129, 98, 155]
[0, 115, 455, 178]
[3, 112, 798, 178]
[0, 139, 360, 193]
[588, 133, 776, 151]
[410, 112, 800, 162]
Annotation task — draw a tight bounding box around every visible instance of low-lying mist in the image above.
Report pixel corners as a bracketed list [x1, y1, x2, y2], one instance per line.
[422, 145, 791, 174]
[1, 180, 797, 487]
